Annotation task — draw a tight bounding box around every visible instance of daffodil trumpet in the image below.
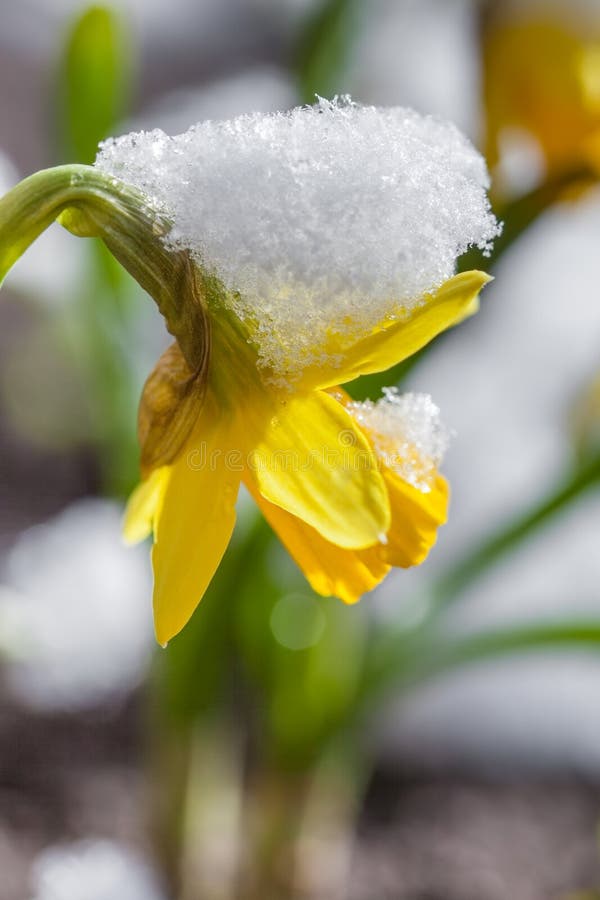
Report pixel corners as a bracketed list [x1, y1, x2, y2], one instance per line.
[0, 101, 497, 644]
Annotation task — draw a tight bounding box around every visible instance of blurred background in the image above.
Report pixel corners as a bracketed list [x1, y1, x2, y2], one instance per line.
[2, 1, 600, 898]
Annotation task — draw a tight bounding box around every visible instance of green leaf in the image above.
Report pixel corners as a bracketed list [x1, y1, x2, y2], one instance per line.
[361, 618, 600, 708]
[231, 517, 370, 769]
[429, 620, 600, 676]
[59, 5, 131, 164]
[428, 452, 600, 613]
[295, 0, 358, 104]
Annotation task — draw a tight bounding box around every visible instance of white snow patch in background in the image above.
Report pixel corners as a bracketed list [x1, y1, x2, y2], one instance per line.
[0, 499, 154, 711]
[382, 654, 600, 776]
[30, 840, 165, 900]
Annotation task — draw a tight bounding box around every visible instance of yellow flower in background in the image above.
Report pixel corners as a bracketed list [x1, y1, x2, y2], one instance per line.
[0, 98, 498, 644]
[483, 2, 600, 185]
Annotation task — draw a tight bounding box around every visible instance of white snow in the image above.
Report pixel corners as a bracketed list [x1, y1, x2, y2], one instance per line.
[348, 388, 449, 492]
[96, 97, 498, 383]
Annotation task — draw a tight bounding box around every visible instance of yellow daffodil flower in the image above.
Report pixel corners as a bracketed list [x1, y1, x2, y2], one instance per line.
[483, 2, 600, 183]
[0, 99, 498, 644]
[124, 270, 489, 644]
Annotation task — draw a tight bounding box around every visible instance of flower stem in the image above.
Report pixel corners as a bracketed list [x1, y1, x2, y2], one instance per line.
[0, 164, 210, 371]
[236, 748, 362, 900]
[237, 767, 311, 900]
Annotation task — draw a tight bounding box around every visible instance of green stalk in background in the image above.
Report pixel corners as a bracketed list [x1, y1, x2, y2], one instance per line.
[58, 5, 141, 496]
[59, 5, 131, 166]
[294, 0, 358, 104]
[363, 618, 600, 710]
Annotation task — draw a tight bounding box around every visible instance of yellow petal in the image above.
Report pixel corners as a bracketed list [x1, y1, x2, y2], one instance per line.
[248, 482, 391, 604]
[327, 384, 449, 566]
[383, 469, 449, 568]
[152, 415, 240, 645]
[299, 271, 490, 391]
[123, 466, 169, 545]
[241, 389, 390, 550]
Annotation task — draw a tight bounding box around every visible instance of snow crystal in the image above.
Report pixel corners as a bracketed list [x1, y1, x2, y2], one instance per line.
[347, 387, 449, 491]
[96, 97, 498, 382]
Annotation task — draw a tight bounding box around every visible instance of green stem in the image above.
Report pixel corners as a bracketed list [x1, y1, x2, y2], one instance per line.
[426, 619, 600, 679]
[0, 164, 209, 371]
[237, 767, 311, 900]
[429, 452, 600, 613]
[364, 618, 600, 705]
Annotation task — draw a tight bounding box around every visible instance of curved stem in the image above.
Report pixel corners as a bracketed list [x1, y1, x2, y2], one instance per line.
[363, 617, 600, 706]
[424, 619, 600, 680]
[0, 165, 210, 371]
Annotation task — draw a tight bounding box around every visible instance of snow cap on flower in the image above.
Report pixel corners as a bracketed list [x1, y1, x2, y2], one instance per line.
[95, 96, 499, 383]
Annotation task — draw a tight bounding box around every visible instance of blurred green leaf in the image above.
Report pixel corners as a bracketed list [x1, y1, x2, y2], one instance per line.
[427, 620, 600, 678]
[353, 452, 600, 709]
[53, 7, 140, 493]
[157, 506, 264, 726]
[295, 0, 358, 103]
[232, 518, 369, 769]
[59, 5, 131, 165]
[362, 618, 600, 709]
[428, 452, 600, 613]
[264, 596, 368, 768]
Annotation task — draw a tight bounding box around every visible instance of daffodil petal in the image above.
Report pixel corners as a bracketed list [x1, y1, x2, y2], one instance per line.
[123, 466, 169, 545]
[248, 482, 390, 603]
[241, 390, 390, 550]
[152, 419, 240, 645]
[300, 271, 490, 391]
[383, 469, 449, 568]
